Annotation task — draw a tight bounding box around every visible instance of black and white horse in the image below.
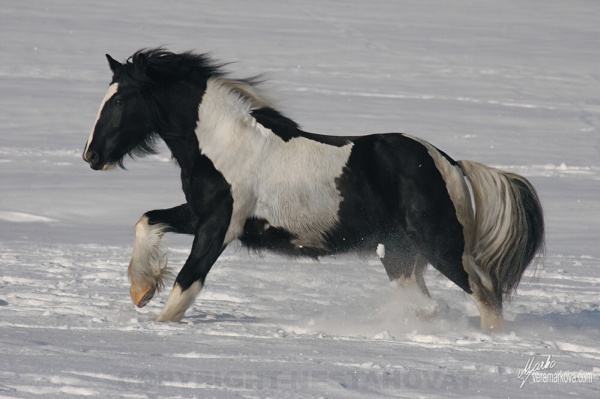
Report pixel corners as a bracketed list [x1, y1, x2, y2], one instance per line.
[83, 49, 544, 332]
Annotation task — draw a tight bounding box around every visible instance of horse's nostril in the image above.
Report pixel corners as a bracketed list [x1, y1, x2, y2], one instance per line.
[85, 150, 100, 165]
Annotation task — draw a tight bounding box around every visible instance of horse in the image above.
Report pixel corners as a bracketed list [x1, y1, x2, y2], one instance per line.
[83, 48, 544, 332]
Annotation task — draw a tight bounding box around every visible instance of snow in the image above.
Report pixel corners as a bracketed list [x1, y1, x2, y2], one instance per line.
[1, 0, 599, 397]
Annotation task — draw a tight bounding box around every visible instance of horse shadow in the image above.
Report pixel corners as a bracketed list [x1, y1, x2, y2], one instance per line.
[464, 309, 600, 335]
[186, 304, 600, 337]
[512, 309, 600, 329]
[182, 304, 600, 338]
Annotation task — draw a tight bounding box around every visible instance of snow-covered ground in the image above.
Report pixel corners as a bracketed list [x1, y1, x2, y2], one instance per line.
[1, 1, 599, 397]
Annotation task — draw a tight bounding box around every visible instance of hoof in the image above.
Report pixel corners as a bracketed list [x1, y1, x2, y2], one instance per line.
[154, 313, 184, 323]
[130, 285, 156, 308]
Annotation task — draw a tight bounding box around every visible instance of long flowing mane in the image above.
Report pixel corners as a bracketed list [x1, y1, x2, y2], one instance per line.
[120, 49, 290, 160]
[121, 48, 276, 111]
[117, 48, 228, 85]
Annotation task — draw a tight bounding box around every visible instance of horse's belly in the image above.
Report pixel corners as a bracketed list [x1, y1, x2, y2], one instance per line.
[252, 183, 340, 249]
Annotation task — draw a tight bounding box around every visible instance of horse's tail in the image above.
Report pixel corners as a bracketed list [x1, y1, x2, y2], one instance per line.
[458, 160, 545, 300]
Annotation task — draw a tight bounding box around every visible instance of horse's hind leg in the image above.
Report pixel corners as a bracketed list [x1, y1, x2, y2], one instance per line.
[382, 250, 429, 296]
[379, 232, 429, 293]
[464, 257, 504, 332]
[379, 240, 436, 318]
[471, 291, 503, 332]
[128, 204, 197, 308]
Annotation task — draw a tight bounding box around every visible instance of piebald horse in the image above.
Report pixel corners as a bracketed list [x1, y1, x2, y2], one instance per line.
[83, 49, 544, 332]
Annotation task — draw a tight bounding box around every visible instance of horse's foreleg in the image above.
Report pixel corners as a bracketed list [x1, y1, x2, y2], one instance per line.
[128, 204, 197, 308]
[156, 197, 232, 322]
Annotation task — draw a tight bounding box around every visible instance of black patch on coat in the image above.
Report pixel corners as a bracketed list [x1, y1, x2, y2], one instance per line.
[327, 133, 472, 293]
[251, 107, 352, 147]
[240, 217, 323, 258]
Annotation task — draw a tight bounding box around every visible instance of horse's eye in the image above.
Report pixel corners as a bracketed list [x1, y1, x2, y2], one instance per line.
[114, 98, 123, 108]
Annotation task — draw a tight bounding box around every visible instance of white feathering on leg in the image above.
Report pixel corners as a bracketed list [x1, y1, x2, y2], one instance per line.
[128, 216, 172, 294]
[156, 281, 203, 322]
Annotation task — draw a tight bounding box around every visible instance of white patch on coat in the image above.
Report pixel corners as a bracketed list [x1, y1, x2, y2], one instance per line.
[195, 78, 353, 248]
[156, 281, 203, 322]
[84, 83, 119, 155]
[376, 243, 385, 259]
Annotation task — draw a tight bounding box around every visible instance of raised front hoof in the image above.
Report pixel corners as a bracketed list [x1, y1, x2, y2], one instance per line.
[130, 285, 156, 308]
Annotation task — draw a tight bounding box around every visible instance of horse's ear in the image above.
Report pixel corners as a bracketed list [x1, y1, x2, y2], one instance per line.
[106, 54, 123, 73]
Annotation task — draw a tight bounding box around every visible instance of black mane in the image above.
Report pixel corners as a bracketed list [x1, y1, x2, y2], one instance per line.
[114, 49, 320, 147]
[113, 48, 229, 86]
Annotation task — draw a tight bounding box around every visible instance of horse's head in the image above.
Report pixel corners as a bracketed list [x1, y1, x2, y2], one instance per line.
[83, 54, 157, 170]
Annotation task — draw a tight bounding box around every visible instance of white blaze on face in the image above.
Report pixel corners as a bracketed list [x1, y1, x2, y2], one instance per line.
[84, 83, 119, 155]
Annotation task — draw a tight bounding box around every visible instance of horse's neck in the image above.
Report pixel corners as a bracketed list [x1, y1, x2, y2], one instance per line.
[193, 78, 267, 177]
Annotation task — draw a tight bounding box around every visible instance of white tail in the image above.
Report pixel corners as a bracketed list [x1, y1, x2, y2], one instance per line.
[458, 160, 545, 331]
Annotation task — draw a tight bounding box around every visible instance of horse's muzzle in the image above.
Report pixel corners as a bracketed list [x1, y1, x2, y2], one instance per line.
[83, 150, 104, 170]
